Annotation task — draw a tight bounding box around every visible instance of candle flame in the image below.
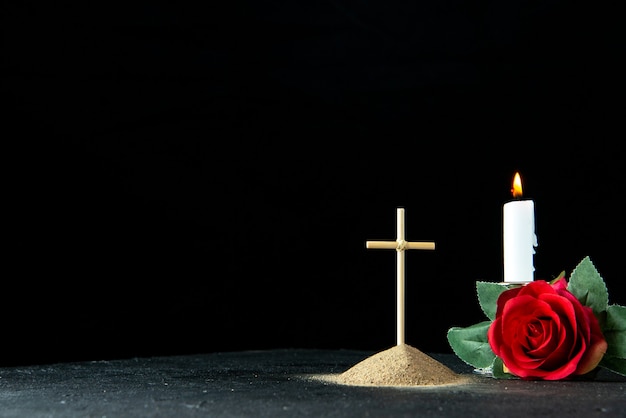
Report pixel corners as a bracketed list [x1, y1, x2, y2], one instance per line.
[511, 172, 523, 198]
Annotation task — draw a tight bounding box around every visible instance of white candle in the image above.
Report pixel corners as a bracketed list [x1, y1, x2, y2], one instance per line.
[503, 172, 538, 283]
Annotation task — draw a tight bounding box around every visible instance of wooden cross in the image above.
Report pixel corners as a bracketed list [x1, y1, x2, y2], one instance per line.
[366, 207, 435, 346]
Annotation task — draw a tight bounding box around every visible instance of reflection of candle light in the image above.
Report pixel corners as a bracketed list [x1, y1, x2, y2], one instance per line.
[503, 172, 538, 283]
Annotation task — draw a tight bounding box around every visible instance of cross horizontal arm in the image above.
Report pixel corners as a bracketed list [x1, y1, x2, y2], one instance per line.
[366, 241, 435, 250]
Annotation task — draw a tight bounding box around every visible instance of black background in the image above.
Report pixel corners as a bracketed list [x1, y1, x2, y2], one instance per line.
[4, 1, 625, 366]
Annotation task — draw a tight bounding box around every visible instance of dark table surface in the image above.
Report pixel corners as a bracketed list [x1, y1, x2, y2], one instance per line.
[1, 348, 624, 417]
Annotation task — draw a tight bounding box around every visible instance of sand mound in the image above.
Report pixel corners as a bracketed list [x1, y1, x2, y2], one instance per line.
[321, 344, 469, 387]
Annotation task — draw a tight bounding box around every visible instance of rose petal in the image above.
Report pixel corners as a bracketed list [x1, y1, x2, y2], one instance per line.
[575, 338, 607, 375]
[551, 277, 568, 292]
[575, 305, 608, 375]
[494, 286, 523, 318]
[518, 280, 558, 299]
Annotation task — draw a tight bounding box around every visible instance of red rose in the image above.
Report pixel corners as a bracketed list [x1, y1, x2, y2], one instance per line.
[487, 278, 607, 380]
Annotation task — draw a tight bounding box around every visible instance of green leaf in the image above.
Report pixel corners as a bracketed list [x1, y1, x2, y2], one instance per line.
[447, 321, 495, 369]
[492, 356, 517, 379]
[476, 281, 509, 321]
[600, 355, 626, 376]
[604, 304, 626, 358]
[568, 256, 609, 317]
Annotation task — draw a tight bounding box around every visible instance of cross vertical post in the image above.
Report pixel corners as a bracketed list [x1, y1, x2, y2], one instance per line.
[366, 208, 435, 346]
[396, 208, 405, 345]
